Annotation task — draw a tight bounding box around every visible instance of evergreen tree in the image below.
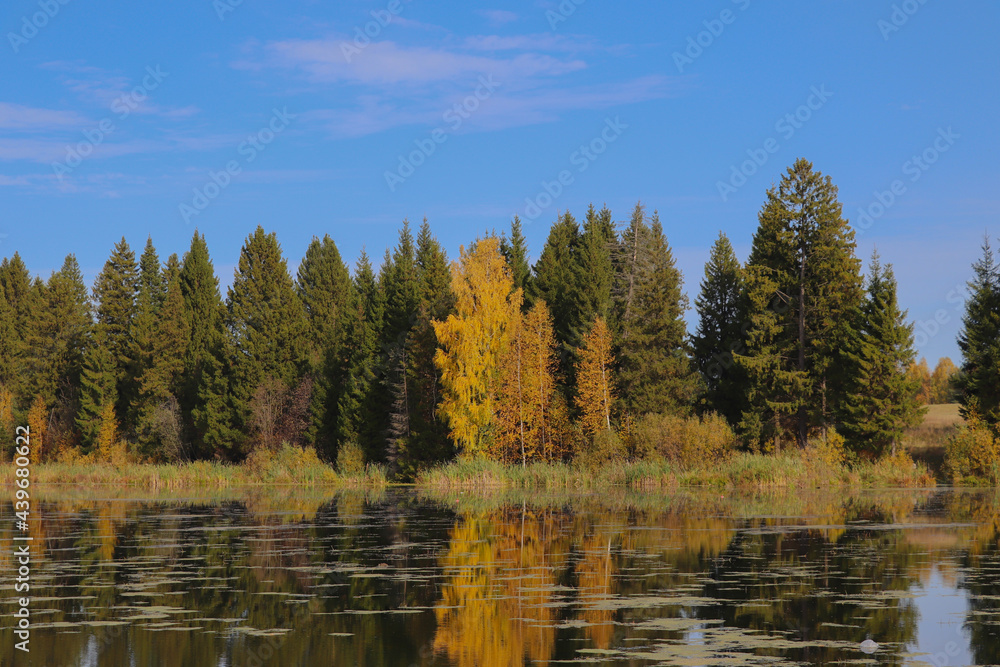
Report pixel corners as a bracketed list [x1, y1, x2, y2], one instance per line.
[226, 227, 310, 450]
[178, 232, 228, 456]
[76, 326, 117, 449]
[338, 250, 386, 461]
[531, 212, 580, 380]
[839, 253, 923, 455]
[956, 237, 1000, 424]
[618, 212, 698, 416]
[737, 159, 864, 447]
[295, 234, 354, 456]
[500, 216, 532, 304]
[92, 238, 139, 373]
[574, 204, 616, 343]
[0, 253, 34, 402]
[692, 233, 748, 426]
[612, 202, 653, 342]
[399, 221, 455, 475]
[138, 237, 166, 313]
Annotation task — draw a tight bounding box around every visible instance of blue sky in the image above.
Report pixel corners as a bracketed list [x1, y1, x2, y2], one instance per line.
[1, 0, 997, 364]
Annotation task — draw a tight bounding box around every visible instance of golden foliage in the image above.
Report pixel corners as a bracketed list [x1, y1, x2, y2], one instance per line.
[434, 238, 522, 457]
[576, 317, 616, 437]
[495, 301, 562, 464]
[94, 403, 130, 466]
[630, 412, 736, 468]
[26, 394, 48, 465]
[945, 412, 1000, 484]
[0, 384, 13, 461]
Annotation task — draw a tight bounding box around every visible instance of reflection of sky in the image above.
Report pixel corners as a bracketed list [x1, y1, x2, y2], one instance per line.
[908, 565, 971, 667]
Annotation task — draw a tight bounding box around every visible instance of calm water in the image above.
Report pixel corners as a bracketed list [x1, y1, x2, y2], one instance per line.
[2, 487, 1000, 666]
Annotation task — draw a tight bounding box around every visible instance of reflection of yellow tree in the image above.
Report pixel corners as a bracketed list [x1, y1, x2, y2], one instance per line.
[576, 534, 616, 649]
[434, 509, 569, 667]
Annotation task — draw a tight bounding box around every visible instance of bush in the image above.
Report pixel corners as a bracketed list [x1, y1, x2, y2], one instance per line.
[630, 412, 736, 469]
[575, 429, 627, 470]
[945, 415, 1000, 485]
[337, 441, 366, 477]
[805, 430, 848, 470]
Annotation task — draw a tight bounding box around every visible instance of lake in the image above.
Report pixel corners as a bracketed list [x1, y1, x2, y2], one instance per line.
[2, 487, 998, 666]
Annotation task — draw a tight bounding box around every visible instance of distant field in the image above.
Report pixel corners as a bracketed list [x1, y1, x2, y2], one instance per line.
[922, 403, 962, 428]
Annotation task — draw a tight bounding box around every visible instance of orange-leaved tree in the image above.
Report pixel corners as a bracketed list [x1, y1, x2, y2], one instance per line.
[577, 317, 616, 436]
[433, 237, 522, 457]
[496, 300, 561, 464]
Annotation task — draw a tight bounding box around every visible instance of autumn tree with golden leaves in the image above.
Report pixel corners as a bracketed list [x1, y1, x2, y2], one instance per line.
[576, 317, 616, 436]
[433, 238, 522, 457]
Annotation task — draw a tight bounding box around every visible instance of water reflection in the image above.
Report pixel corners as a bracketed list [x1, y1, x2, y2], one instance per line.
[0, 488, 997, 666]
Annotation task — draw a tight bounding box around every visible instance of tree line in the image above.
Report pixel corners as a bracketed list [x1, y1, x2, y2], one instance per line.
[0, 158, 961, 472]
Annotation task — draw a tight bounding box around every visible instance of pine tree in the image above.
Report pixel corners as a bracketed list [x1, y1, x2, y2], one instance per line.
[737, 159, 864, 447]
[434, 237, 522, 457]
[501, 216, 532, 304]
[956, 237, 1000, 424]
[618, 212, 698, 416]
[296, 234, 354, 456]
[692, 233, 748, 426]
[839, 253, 923, 455]
[226, 226, 310, 451]
[576, 317, 616, 436]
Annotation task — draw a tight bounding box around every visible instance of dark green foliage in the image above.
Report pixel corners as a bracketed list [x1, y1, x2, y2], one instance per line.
[612, 202, 653, 343]
[178, 232, 227, 456]
[839, 253, 923, 455]
[0, 253, 34, 401]
[501, 216, 532, 304]
[92, 237, 139, 374]
[531, 212, 580, 378]
[692, 233, 749, 427]
[956, 237, 1000, 425]
[338, 250, 387, 462]
[737, 159, 864, 448]
[296, 234, 354, 457]
[617, 212, 699, 416]
[76, 326, 117, 448]
[574, 204, 616, 340]
[226, 226, 310, 451]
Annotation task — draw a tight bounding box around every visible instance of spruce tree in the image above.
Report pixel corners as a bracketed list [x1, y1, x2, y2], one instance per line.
[574, 204, 616, 342]
[531, 212, 580, 380]
[956, 237, 1000, 424]
[178, 232, 228, 455]
[692, 233, 748, 426]
[0, 253, 34, 402]
[338, 250, 386, 461]
[226, 227, 310, 449]
[612, 202, 653, 343]
[295, 234, 354, 456]
[618, 212, 698, 416]
[839, 253, 923, 455]
[501, 216, 532, 304]
[76, 326, 117, 449]
[737, 159, 863, 447]
[92, 238, 139, 372]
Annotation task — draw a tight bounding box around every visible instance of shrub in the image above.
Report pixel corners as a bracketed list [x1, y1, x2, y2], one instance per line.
[337, 441, 366, 477]
[805, 430, 848, 470]
[945, 415, 1000, 485]
[631, 412, 736, 469]
[576, 429, 627, 470]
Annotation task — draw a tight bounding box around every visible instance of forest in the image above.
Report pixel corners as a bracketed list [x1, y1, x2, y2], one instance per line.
[1, 158, 998, 482]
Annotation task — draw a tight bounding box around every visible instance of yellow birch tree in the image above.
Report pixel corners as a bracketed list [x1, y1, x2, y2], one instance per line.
[434, 238, 522, 458]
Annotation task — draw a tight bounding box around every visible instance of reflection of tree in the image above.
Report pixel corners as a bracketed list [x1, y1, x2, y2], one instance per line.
[953, 490, 1000, 665]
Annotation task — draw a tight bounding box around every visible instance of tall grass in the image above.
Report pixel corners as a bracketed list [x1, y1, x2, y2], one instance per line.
[0, 444, 388, 489]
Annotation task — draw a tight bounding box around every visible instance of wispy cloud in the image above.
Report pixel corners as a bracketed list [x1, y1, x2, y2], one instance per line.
[0, 103, 83, 131]
[479, 9, 519, 26]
